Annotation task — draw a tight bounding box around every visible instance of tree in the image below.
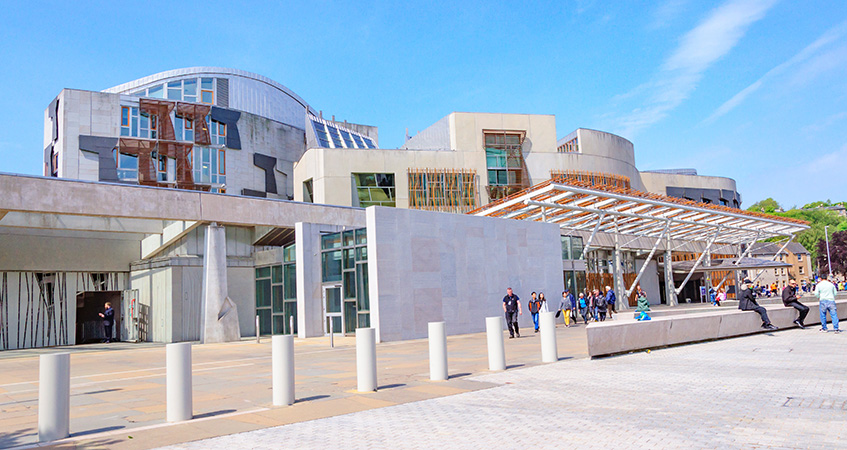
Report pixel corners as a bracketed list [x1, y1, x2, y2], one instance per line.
[816, 230, 847, 277]
[747, 198, 781, 213]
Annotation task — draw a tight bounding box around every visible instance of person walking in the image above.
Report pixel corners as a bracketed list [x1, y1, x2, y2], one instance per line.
[98, 302, 115, 343]
[782, 279, 809, 329]
[605, 285, 617, 320]
[814, 273, 840, 333]
[502, 287, 522, 338]
[594, 288, 607, 322]
[560, 289, 576, 327]
[578, 293, 589, 324]
[528, 292, 541, 333]
[539, 292, 549, 313]
[739, 278, 777, 330]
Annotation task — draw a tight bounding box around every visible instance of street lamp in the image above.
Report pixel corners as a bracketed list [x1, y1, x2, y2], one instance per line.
[824, 225, 833, 276]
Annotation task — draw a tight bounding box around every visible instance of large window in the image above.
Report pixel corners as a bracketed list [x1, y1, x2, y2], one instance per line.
[484, 132, 525, 200]
[190, 146, 226, 191]
[206, 116, 227, 145]
[353, 173, 395, 207]
[321, 229, 370, 332]
[120, 107, 157, 139]
[112, 149, 138, 181]
[255, 244, 297, 336]
[131, 77, 203, 103]
[408, 170, 478, 213]
[561, 235, 584, 260]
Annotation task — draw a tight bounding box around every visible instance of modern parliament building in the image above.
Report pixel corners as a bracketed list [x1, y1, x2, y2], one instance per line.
[0, 67, 806, 350]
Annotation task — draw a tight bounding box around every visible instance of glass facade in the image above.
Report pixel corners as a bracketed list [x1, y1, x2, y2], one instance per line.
[255, 243, 297, 336]
[353, 173, 395, 207]
[321, 228, 370, 333]
[310, 119, 377, 149]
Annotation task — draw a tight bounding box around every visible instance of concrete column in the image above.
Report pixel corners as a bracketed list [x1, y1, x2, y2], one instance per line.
[201, 223, 241, 343]
[166, 342, 193, 422]
[613, 244, 627, 310]
[485, 316, 506, 371]
[539, 312, 558, 363]
[38, 353, 70, 442]
[664, 248, 677, 306]
[356, 327, 377, 392]
[296, 222, 341, 339]
[272, 335, 295, 406]
[428, 322, 448, 381]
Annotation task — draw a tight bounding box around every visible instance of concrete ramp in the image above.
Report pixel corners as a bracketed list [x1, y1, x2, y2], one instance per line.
[588, 300, 847, 357]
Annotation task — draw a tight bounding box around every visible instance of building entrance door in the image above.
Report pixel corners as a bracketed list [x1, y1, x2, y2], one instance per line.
[323, 285, 343, 335]
[75, 291, 122, 344]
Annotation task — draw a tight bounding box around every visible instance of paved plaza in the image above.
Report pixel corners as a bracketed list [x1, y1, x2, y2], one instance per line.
[157, 329, 846, 450]
[0, 322, 588, 449]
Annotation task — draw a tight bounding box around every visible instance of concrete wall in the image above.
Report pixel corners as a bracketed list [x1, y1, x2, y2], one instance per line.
[366, 206, 564, 342]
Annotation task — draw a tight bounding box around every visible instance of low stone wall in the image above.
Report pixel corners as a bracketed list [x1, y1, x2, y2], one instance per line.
[588, 300, 847, 357]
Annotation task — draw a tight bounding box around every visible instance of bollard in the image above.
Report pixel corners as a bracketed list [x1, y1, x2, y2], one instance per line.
[428, 321, 448, 381]
[485, 316, 506, 371]
[540, 311, 558, 363]
[272, 335, 295, 406]
[166, 342, 193, 422]
[38, 353, 70, 442]
[289, 315, 295, 335]
[356, 327, 377, 392]
[256, 315, 261, 343]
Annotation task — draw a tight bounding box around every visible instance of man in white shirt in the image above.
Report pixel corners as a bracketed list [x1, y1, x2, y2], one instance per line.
[814, 273, 840, 333]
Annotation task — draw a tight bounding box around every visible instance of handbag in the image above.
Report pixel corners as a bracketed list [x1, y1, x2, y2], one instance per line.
[555, 309, 562, 318]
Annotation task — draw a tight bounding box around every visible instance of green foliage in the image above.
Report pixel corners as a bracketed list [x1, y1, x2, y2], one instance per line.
[747, 198, 781, 213]
[750, 199, 847, 268]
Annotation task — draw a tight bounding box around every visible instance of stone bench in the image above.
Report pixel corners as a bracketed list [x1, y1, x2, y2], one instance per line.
[589, 299, 847, 357]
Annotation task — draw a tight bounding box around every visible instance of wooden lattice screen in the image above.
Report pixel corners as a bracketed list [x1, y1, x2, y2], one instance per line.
[408, 169, 479, 214]
[551, 170, 631, 190]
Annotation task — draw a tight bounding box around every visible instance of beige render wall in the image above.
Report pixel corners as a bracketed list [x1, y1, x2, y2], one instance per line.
[640, 172, 738, 196]
[56, 89, 121, 181]
[293, 147, 487, 209]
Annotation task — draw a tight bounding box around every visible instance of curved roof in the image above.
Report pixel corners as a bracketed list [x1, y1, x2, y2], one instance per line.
[102, 66, 311, 111]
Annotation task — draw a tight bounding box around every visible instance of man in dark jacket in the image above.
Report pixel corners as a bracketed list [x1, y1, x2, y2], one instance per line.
[782, 279, 809, 329]
[502, 288, 522, 339]
[98, 302, 115, 343]
[739, 279, 777, 330]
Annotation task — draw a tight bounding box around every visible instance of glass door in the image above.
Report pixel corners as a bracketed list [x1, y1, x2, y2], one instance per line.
[323, 285, 343, 335]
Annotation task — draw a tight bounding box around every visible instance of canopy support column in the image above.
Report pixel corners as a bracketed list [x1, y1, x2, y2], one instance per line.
[665, 233, 677, 306]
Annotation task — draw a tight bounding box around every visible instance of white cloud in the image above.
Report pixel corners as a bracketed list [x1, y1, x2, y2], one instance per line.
[609, 0, 777, 136]
[802, 111, 847, 133]
[649, 0, 689, 30]
[802, 144, 847, 174]
[704, 20, 847, 123]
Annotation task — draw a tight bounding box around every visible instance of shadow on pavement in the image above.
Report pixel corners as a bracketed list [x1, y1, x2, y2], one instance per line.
[448, 373, 472, 379]
[377, 383, 406, 390]
[71, 425, 125, 437]
[296, 395, 330, 403]
[194, 409, 237, 419]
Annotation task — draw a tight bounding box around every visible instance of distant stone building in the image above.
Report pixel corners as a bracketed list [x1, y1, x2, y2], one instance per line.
[748, 242, 813, 288]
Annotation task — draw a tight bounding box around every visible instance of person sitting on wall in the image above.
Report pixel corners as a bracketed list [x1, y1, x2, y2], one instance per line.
[714, 287, 726, 307]
[782, 278, 809, 329]
[98, 302, 115, 343]
[634, 284, 650, 313]
[739, 278, 778, 330]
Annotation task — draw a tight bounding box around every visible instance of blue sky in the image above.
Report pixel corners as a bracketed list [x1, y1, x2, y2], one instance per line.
[0, 0, 845, 208]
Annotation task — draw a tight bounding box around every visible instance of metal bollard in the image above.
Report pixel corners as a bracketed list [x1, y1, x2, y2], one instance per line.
[356, 327, 377, 392]
[485, 316, 506, 371]
[166, 342, 193, 422]
[289, 315, 295, 335]
[272, 335, 295, 406]
[256, 315, 261, 343]
[38, 353, 70, 442]
[428, 321, 448, 381]
[540, 311, 558, 363]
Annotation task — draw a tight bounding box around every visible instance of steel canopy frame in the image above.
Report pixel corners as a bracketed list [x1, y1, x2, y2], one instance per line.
[473, 182, 808, 245]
